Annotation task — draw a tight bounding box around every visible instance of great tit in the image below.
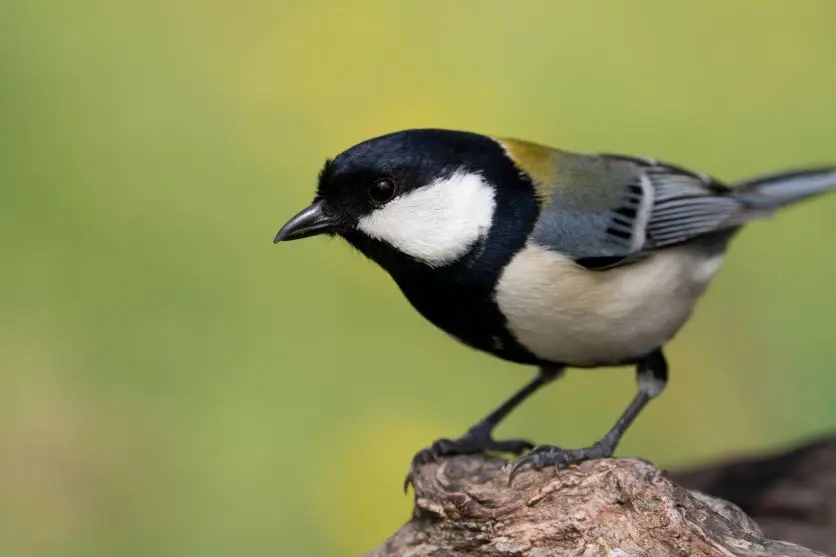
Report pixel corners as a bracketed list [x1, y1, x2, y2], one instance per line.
[274, 128, 836, 488]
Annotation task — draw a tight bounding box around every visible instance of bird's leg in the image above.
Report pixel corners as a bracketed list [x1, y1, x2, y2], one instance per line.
[404, 365, 563, 491]
[508, 350, 668, 484]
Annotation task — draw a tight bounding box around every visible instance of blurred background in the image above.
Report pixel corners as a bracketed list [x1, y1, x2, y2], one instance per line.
[3, 1, 836, 555]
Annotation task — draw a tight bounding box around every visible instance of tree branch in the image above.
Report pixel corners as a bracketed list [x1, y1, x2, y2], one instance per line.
[673, 436, 836, 556]
[365, 437, 836, 557]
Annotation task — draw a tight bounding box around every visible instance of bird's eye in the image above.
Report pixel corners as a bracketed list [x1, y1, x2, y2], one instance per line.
[369, 179, 396, 204]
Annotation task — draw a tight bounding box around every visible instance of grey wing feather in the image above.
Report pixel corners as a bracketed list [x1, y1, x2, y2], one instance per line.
[530, 153, 745, 269]
[530, 181, 645, 262]
[643, 165, 742, 248]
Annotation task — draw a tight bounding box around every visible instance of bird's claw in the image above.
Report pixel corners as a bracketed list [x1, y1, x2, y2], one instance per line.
[507, 441, 613, 485]
[403, 430, 534, 493]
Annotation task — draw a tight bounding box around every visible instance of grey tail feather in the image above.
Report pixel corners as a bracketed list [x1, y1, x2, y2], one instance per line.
[731, 167, 836, 210]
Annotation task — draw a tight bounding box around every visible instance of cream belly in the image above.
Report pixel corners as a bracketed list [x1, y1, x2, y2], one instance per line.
[494, 242, 724, 366]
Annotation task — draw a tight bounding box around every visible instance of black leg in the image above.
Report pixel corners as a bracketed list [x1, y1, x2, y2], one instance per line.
[508, 349, 668, 484]
[404, 365, 563, 491]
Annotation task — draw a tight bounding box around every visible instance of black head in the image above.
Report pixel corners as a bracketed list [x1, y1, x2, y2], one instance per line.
[313, 129, 502, 224]
[275, 129, 536, 272]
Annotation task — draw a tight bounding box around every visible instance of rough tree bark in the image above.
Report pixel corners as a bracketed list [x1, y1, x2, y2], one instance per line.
[365, 436, 836, 557]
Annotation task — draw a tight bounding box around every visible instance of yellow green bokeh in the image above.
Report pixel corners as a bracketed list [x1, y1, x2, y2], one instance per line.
[3, 1, 836, 555]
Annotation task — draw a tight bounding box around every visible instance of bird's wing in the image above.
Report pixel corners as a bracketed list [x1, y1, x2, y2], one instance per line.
[525, 150, 744, 270]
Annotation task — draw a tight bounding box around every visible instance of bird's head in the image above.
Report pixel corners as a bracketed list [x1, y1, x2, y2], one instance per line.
[275, 129, 536, 272]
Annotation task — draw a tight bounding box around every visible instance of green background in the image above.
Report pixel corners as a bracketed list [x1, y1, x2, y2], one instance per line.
[3, 1, 836, 555]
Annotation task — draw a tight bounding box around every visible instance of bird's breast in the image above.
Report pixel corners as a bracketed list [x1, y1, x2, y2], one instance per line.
[392, 268, 544, 365]
[494, 242, 725, 367]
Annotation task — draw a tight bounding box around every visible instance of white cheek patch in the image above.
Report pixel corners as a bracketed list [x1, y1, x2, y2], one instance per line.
[357, 171, 497, 267]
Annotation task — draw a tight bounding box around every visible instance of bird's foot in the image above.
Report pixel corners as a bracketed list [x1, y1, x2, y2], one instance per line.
[404, 424, 533, 492]
[507, 440, 615, 485]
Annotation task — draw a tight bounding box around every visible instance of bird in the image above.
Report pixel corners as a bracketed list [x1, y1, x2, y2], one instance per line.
[273, 128, 836, 490]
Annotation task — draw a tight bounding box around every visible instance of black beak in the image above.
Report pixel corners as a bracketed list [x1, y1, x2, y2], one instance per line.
[273, 200, 338, 243]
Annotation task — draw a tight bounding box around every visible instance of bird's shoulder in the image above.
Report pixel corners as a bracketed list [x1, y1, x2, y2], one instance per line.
[495, 137, 728, 198]
[493, 137, 737, 270]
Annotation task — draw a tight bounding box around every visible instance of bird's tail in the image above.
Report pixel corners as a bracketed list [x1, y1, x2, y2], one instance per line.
[731, 167, 836, 211]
